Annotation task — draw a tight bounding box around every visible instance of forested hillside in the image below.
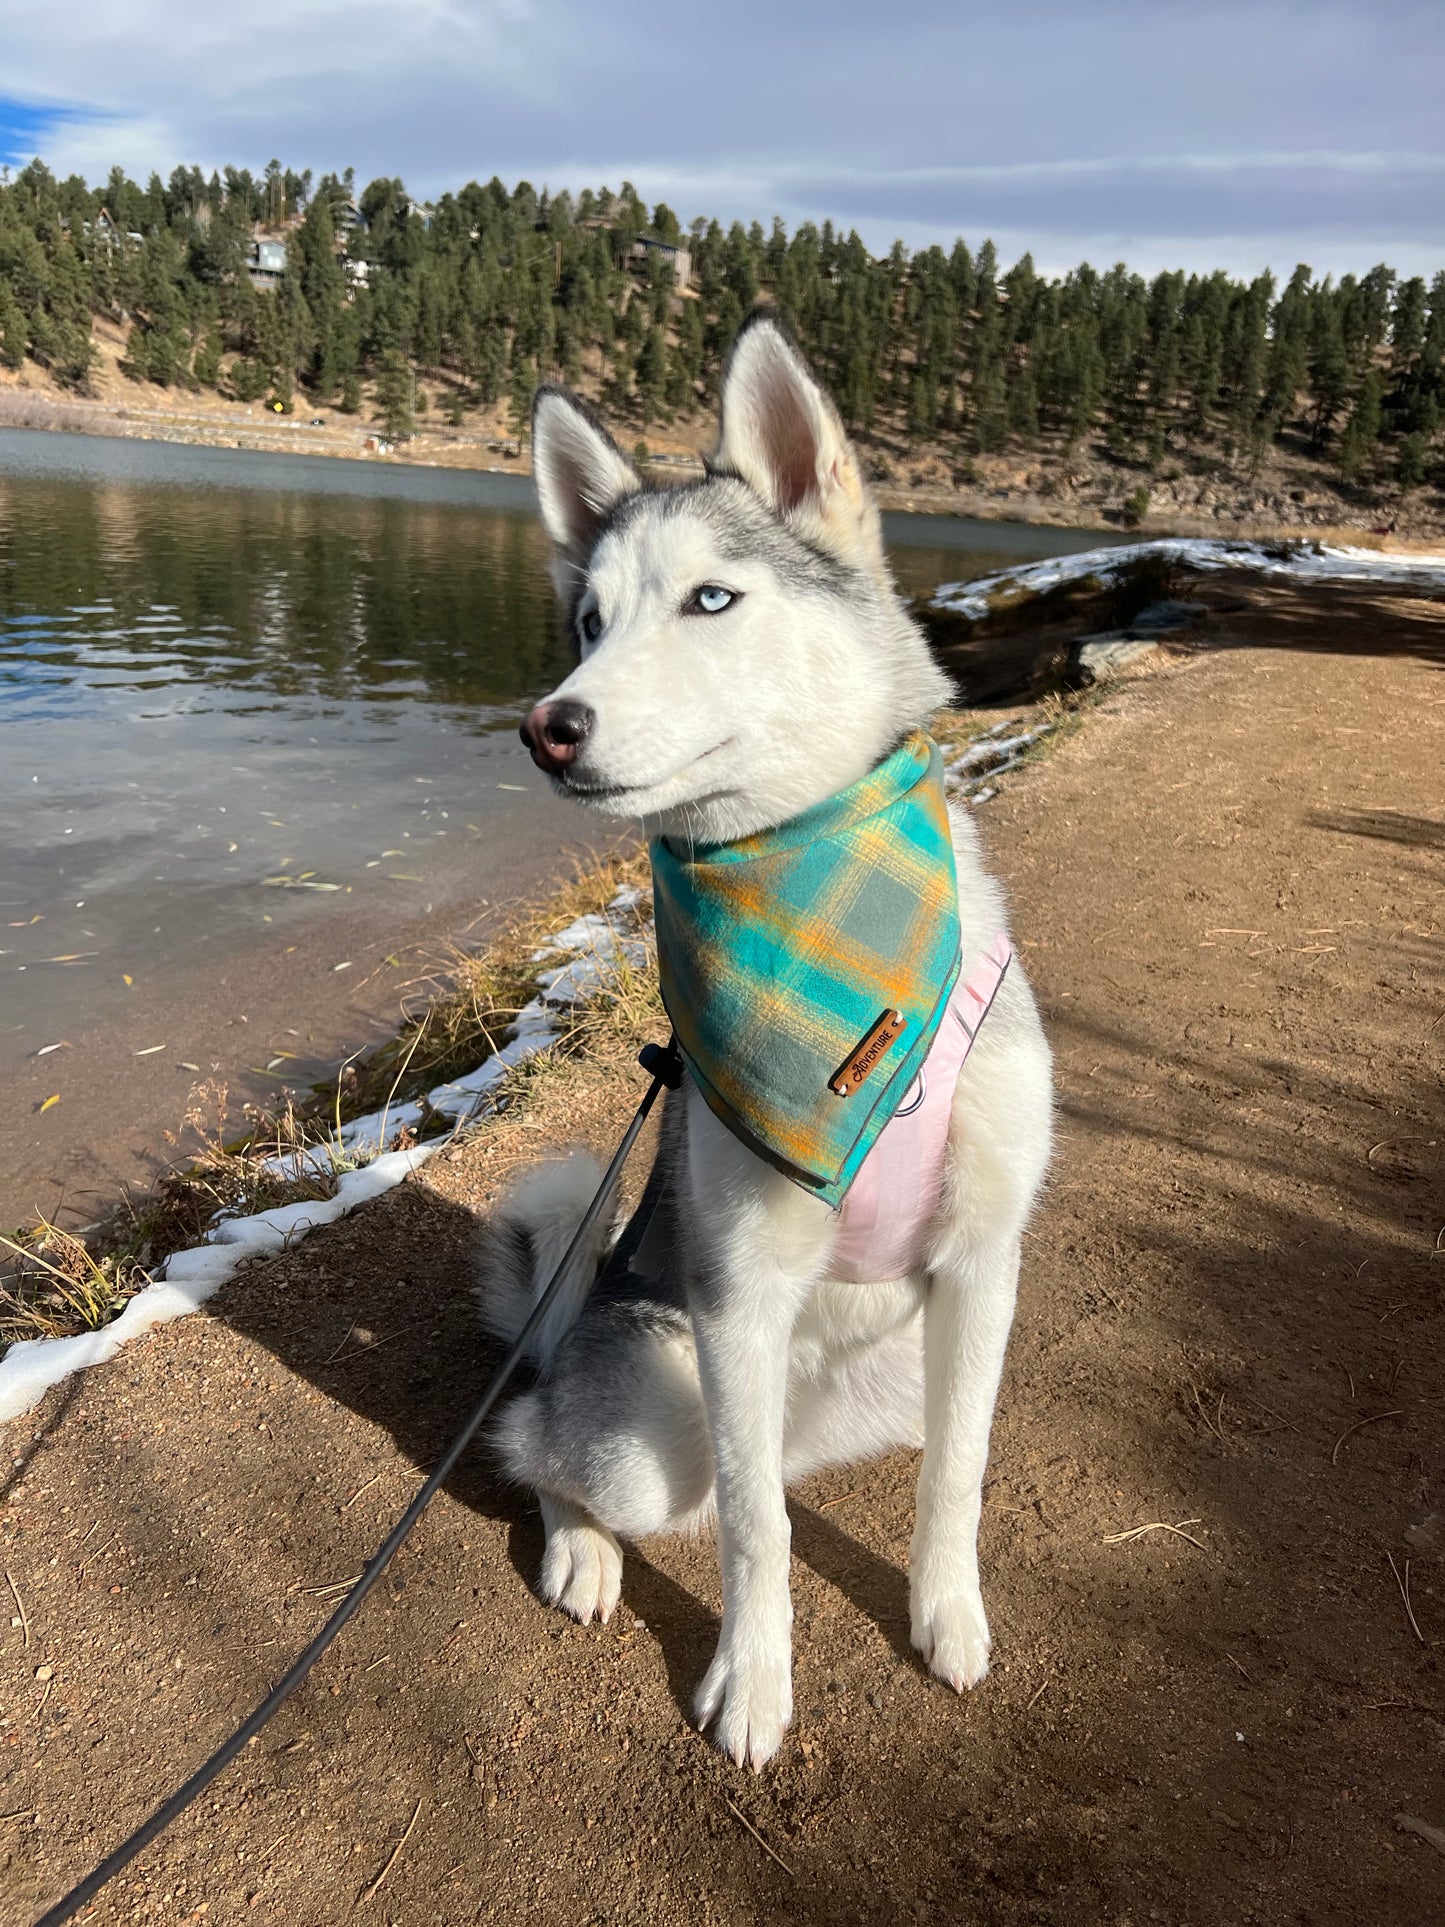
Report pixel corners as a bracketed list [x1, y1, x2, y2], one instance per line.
[1, 156, 1442, 495]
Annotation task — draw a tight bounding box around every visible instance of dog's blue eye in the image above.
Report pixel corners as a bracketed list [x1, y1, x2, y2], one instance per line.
[692, 585, 736, 615]
[579, 609, 603, 643]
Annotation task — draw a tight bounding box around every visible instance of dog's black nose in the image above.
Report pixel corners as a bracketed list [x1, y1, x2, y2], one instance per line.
[519, 698, 595, 775]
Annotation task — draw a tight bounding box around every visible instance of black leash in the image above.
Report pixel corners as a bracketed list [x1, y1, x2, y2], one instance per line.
[33, 1039, 682, 1927]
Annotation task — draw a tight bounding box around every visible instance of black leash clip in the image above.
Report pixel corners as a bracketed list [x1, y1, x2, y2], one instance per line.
[638, 1037, 684, 1090]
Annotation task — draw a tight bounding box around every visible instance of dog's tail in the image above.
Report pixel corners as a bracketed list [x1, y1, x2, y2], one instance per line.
[474, 1153, 617, 1368]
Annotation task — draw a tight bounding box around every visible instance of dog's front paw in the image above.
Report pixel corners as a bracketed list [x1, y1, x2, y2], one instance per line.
[694, 1640, 793, 1770]
[538, 1518, 623, 1625]
[910, 1584, 991, 1692]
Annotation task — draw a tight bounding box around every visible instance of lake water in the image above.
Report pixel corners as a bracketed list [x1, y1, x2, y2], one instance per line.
[0, 426, 1110, 1220]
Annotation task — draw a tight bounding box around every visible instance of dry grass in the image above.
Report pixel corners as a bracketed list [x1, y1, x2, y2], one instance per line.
[0, 1081, 339, 1347]
[0, 1221, 144, 1346]
[338, 846, 653, 1125]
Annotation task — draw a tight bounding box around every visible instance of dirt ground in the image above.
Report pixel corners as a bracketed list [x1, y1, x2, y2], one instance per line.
[1, 630, 1442, 1925]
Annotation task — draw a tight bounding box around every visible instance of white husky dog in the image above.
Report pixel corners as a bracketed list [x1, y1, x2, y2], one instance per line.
[478, 316, 1052, 1768]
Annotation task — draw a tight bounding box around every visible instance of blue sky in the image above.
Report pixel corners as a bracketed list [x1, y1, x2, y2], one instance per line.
[4, 0, 1443, 280]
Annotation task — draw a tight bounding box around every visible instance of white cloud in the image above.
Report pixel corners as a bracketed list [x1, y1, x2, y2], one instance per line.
[33, 116, 177, 186]
[6, 0, 535, 99]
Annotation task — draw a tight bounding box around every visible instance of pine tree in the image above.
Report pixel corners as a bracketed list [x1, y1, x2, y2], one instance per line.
[373, 349, 414, 440]
[1307, 297, 1349, 448]
[508, 348, 537, 439]
[0, 280, 28, 369]
[1261, 264, 1312, 432]
[193, 329, 225, 385]
[635, 325, 666, 421]
[1396, 431, 1428, 490]
[1338, 370, 1383, 481]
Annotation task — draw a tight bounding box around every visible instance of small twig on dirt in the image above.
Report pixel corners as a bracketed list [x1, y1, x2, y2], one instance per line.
[342, 1473, 383, 1511]
[1219, 1650, 1253, 1683]
[357, 1797, 423, 1909]
[325, 1332, 401, 1370]
[363, 1654, 392, 1674]
[1239, 1395, 1305, 1437]
[1395, 1812, 1445, 1858]
[1386, 1553, 1425, 1646]
[1367, 1136, 1431, 1169]
[0, 1809, 35, 1824]
[725, 1797, 794, 1878]
[1102, 1519, 1206, 1551]
[1027, 1679, 1050, 1710]
[5, 1569, 30, 1649]
[818, 1489, 861, 1512]
[1330, 1410, 1403, 1465]
[1189, 1383, 1227, 1443]
[321, 1323, 358, 1365]
[298, 1575, 363, 1599]
[78, 1531, 119, 1578]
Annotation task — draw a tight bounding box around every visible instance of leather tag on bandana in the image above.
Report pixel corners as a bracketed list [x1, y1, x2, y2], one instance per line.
[830, 1010, 906, 1097]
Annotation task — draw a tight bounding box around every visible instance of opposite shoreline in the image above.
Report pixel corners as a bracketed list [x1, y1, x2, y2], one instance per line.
[4, 379, 1443, 551]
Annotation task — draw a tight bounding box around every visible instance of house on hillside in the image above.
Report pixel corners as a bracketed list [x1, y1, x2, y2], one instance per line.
[630, 234, 692, 289]
[247, 238, 287, 290]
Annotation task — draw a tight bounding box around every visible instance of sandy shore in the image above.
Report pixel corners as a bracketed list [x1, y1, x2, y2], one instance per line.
[1, 608, 1441, 1922]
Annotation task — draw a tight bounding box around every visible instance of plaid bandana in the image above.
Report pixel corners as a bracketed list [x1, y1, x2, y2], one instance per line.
[650, 731, 962, 1206]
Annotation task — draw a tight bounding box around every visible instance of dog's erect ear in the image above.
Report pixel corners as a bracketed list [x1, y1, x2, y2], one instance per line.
[532, 387, 641, 558]
[715, 315, 887, 576]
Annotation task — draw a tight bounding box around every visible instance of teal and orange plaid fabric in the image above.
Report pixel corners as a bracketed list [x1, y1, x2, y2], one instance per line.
[650, 731, 962, 1206]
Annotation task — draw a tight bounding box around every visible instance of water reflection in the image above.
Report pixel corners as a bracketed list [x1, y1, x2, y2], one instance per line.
[0, 474, 570, 726]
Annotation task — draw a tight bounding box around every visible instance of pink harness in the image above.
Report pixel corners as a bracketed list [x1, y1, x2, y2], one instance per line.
[829, 934, 1012, 1283]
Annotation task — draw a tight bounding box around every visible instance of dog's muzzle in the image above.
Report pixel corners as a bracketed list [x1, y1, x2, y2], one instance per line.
[520, 698, 595, 776]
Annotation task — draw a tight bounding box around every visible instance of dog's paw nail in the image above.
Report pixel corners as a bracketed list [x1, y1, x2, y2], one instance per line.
[911, 1588, 991, 1692]
[539, 1519, 624, 1628]
[696, 1646, 792, 1768]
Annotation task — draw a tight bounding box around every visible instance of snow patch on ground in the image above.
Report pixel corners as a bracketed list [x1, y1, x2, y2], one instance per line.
[0, 891, 649, 1425]
[946, 721, 1053, 804]
[929, 538, 1445, 621]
